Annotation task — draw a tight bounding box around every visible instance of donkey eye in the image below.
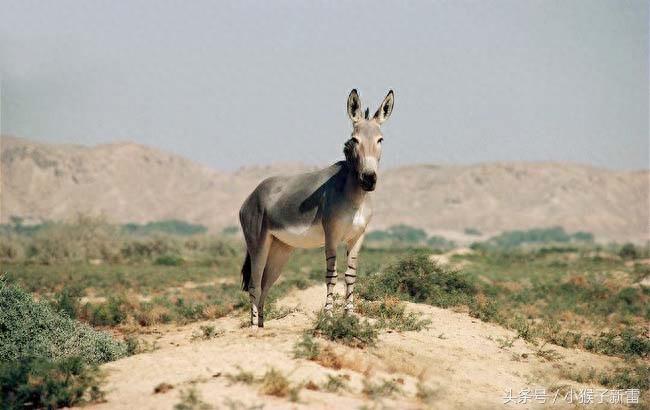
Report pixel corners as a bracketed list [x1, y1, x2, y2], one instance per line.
[351, 137, 360, 144]
[378, 138, 384, 144]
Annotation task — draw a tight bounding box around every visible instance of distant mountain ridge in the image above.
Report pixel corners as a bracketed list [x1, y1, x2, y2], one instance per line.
[1, 135, 648, 242]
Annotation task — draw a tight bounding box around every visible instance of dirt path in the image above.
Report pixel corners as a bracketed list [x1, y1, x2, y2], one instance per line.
[88, 285, 625, 409]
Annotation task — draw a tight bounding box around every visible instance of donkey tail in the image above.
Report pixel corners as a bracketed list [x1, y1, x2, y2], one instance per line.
[241, 252, 252, 291]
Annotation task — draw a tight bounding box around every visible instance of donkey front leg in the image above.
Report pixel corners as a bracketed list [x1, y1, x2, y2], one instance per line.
[344, 233, 364, 313]
[323, 235, 338, 314]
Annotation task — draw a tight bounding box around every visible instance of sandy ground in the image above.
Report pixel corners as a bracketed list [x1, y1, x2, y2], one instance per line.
[87, 284, 628, 410]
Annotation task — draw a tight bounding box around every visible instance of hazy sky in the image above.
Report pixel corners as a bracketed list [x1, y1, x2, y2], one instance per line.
[1, 0, 648, 171]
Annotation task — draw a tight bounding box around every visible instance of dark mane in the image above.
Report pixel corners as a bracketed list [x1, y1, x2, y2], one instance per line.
[343, 138, 356, 164]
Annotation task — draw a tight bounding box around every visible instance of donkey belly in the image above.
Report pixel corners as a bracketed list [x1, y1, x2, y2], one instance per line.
[271, 223, 326, 249]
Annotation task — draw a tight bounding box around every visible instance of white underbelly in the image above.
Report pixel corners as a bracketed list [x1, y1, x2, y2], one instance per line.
[271, 223, 326, 249]
[271, 207, 369, 248]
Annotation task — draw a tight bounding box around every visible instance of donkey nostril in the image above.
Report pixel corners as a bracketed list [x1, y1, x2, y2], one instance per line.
[362, 172, 377, 185]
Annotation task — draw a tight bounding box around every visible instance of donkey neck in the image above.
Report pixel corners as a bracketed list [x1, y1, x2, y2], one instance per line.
[343, 166, 369, 208]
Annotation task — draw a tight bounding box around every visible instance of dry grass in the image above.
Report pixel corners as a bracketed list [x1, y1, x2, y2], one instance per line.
[373, 345, 425, 378]
[535, 343, 563, 362]
[260, 368, 301, 402]
[314, 345, 343, 370]
[153, 382, 174, 394]
[136, 305, 172, 326]
[201, 305, 225, 320]
[321, 374, 350, 393]
[337, 350, 374, 375]
[225, 367, 256, 385]
[225, 367, 301, 403]
[361, 377, 402, 399]
[416, 381, 439, 404]
[173, 387, 213, 410]
[190, 325, 224, 342]
[294, 333, 364, 372]
[260, 368, 290, 397]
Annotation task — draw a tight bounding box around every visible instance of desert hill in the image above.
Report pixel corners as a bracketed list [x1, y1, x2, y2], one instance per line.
[88, 283, 628, 410]
[1, 135, 648, 242]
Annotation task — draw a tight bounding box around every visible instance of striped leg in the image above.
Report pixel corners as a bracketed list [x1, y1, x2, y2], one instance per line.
[324, 243, 337, 313]
[345, 233, 364, 313]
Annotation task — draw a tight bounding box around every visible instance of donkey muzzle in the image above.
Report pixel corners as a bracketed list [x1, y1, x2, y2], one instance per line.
[360, 171, 377, 191]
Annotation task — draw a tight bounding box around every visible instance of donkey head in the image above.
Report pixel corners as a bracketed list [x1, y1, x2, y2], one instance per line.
[344, 89, 394, 191]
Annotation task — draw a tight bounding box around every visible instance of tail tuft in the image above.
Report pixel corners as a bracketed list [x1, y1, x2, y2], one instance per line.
[241, 252, 252, 291]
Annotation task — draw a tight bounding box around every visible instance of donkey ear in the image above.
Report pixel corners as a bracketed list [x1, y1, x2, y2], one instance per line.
[347, 89, 363, 122]
[373, 90, 394, 124]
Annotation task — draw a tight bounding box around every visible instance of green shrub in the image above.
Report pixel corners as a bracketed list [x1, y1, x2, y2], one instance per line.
[384, 224, 427, 243]
[510, 316, 537, 343]
[154, 254, 184, 266]
[469, 295, 501, 322]
[293, 334, 320, 360]
[52, 285, 83, 319]
[464, 228, 482, 236]
[356, 297, 429, 331]
[85, 297, 128, 326]
[1, 217, 48, 236]
[1, 217, 241, 265]
[619, 243, 638, 260]
[0, 237, 26, 262]
[583, 328, 650, 358]
[597, 363, 649, 390]
[535, 245, 579, 256]
[174, 298, 205, 321]
[474, 228, 593, 249]
[0, 356, 105, 409]
[120, 236, 182, 261]
[480, 226, 574, 249]
[312, 309, 378, 348]
[563, 363, 649, 391]
[365, 230, 391, 242]
[125, 336, 140, 356]
[359, 253, 476, 307]
[123, 220, 207, 236]
[0, 280, 127, 364]
[23, 215, 122, 264]
[426, 235, 456, 251]
[77, 283, 245, 329]
[571, 231, 594, 242]
[220, 225, 240, 236]
[538, 321, 582, 349]
[366, 224, 429, 246]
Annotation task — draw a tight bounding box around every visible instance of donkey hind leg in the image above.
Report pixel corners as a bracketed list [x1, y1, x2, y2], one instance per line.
[257, 238, 294, 327]
[246, 232, 271, 327]
[240, 202, 272, 327]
